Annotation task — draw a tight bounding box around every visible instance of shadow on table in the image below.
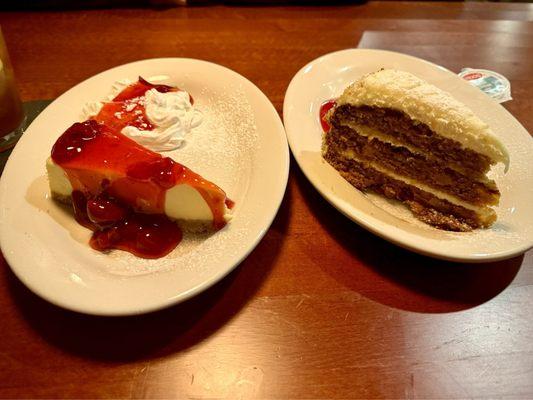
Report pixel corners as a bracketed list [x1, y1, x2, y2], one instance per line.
[4, 185, 290, 362]
[294, 163, 523, 314]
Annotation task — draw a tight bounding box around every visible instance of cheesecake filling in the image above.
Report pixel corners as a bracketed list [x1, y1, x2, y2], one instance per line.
[46, 158, 228, 223]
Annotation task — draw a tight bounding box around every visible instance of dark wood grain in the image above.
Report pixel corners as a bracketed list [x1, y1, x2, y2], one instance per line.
[0, 3, 532, 398]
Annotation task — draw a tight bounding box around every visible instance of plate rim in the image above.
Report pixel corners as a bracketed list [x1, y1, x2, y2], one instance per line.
[0, 57, 290, 315]
[283, 48, 533, 263]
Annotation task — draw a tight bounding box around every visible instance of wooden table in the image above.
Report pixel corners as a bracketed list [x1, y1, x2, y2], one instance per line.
[1, 2, 532, 398]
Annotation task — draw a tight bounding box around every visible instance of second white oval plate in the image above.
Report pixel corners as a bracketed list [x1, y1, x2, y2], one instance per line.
[0, 58, 289, 315]
[283, 49, 533, 263]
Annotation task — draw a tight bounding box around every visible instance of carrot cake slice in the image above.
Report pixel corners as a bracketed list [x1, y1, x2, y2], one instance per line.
[322, 69, 509, 231]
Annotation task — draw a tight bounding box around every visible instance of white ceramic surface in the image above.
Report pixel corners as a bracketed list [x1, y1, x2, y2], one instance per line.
[283, 49, 533, 263]
[0, 58, 289, 315]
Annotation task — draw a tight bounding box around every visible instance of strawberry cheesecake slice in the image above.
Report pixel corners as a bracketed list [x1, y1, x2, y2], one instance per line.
[46, 120, 232, 258]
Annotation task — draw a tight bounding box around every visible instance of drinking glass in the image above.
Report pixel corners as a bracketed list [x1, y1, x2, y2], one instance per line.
[0, 27, 25, 152]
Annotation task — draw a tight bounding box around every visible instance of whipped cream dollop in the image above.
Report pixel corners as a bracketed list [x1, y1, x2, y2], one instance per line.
[122, 89, 203, 152]
[82, 79, 133, 119]
[81, 79, 202, 152]
[81, 101, 103, 118]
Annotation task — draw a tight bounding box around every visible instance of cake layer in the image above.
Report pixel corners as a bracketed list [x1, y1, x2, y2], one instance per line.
[325, 125, 500, 206]
[322, 151, 495, 231]
[324, 143, 492, 215]
[330, 104, 494, 178]
[336, 69, 509, 169]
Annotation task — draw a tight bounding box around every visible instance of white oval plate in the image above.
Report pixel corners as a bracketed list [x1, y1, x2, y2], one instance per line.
[283, 49, 533, 263]
[0, 58, 289, 315]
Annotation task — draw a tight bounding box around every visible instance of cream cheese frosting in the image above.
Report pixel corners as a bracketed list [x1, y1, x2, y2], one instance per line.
[337, 69, 510, 171]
